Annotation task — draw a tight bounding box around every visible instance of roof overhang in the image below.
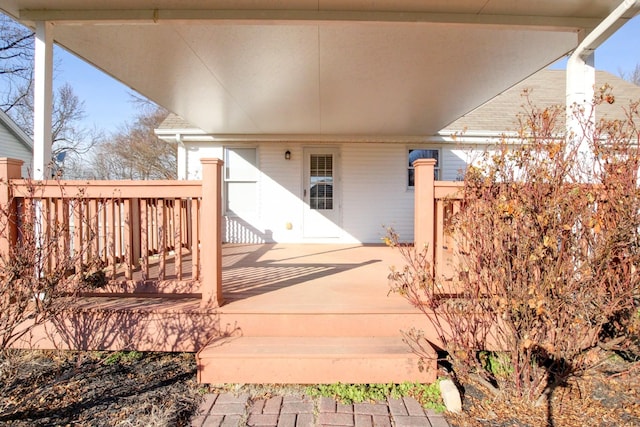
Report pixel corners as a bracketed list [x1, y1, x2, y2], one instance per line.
[1, 1, 635, 137]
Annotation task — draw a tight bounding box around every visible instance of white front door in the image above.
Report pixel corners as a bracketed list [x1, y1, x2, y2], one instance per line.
[303, 148, 341, 239]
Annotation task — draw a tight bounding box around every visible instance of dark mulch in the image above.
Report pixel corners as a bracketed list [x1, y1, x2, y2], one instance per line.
[0, 350, 202, 427]
[446, 350, 640, 427]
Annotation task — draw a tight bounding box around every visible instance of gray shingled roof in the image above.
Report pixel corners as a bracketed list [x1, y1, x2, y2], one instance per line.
[156, 113, 197, 130]
[158, 69, 640, 135]
[446, 70, 640, 133]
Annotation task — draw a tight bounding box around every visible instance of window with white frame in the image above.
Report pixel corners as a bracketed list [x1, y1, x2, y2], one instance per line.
[224, 147, 258, 215]
[408, 149, 440, 187]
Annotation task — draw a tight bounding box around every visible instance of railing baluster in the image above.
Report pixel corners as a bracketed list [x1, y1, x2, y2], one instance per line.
[435, 199, 445, 277]
[73, 198, 84, 275]
[42, 197, 52, 271]
[158, 198, 166, 281]
[55, 199, 71, 270]
[151, 199, 158, 255]
[123, 198, 133, 280]
[140, 199, 149, 280]
[191, 198, 200, 280]
[89, 199, 99, 261]
[174, 197, 182, 279]
[107, 199, 117, 279]
[100, 199, 108, 265]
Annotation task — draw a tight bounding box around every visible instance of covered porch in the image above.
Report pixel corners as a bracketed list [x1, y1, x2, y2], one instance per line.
[3, 157, 456, 383]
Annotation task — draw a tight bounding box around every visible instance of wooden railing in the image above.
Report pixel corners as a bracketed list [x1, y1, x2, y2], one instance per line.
[0, 157, 224, 307]
[413, 158, 464, 279]
[0, 155, 458, 306]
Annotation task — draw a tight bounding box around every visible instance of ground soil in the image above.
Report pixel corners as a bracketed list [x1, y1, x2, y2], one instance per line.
[0, 349, 638, 427]
[0, 350, 202, 426]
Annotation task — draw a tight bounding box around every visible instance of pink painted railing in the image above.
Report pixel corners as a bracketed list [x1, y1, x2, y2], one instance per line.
[0, 158, 224, 307]
[413, 159, 464, 279]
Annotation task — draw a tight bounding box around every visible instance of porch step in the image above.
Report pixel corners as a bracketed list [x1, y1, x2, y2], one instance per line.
[217, 311, 427, 338]
[197, 336, 436, 384]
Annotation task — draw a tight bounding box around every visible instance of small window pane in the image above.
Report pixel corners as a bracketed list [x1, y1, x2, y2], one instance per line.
[408, 149, 440, 186]
[408, 149, 439, 167]
[225, 148, 257, 181]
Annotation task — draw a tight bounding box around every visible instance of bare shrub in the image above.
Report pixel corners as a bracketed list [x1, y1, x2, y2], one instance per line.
[0, 179, 103, 351]
[389, 87, 640, 403]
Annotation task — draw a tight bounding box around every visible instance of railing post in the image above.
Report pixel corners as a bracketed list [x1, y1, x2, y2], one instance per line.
[414, 158, 436, 270]
[200, 158, 224, 307]
[0, 158, 24, 258]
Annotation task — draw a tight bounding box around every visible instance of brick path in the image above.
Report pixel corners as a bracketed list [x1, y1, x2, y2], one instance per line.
[191, 393, 450, 427]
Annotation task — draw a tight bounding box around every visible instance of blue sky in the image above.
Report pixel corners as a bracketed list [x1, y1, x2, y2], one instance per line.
[55, 16, 640, 135]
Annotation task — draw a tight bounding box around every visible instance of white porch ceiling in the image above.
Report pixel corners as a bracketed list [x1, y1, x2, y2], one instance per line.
[0, 1, 634, 136]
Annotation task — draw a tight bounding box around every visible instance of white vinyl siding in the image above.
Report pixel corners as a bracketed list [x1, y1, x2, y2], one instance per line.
[182, 140, 477, 244]
[342, 144, 414, 243]
[0, 122, 32, 177]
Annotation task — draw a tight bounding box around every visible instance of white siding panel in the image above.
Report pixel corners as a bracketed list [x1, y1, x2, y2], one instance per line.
[442, 145, 488, 181]
[182, 140, 479, 244]
[183, 142, 223, 179]
[342, 144, 414, 243]
[0, 125, 32, 177]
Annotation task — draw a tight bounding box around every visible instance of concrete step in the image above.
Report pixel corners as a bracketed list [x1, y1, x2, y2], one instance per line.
[197, 336, 436, 384]
[218, 311, 426, 338]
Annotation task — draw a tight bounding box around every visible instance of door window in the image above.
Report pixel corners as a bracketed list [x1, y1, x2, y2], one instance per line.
[309, 154, 333, 210]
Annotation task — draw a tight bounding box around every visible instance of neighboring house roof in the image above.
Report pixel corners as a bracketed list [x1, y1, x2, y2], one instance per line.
[445, 70, 640, 134]
[156, 114, 198, 132]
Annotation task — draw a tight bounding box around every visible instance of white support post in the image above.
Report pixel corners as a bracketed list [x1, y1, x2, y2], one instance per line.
[565, 0, 640, 180]
[33, 21, 53, 180]
[566, 50, 595, 159]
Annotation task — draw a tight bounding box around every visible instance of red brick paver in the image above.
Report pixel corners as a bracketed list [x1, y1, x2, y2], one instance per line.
[192, 393, 450, 427]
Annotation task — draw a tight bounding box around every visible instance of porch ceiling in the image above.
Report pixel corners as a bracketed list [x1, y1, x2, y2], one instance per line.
[0, 1, 633, 136]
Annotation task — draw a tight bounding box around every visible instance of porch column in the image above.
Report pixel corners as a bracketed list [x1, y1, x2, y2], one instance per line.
[33, 21, 54, 180]
[200, 158, 224, 307]
[565, 0, 640, 174]
[566, 49, 595, 159]
[0, 158, 24, 256]
[414, 158, 436, 267]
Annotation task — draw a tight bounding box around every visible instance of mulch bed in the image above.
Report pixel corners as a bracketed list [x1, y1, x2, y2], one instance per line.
[0, 350, 202, 426]
[446, 351, 640, 427]
[1, 349, 639, 426]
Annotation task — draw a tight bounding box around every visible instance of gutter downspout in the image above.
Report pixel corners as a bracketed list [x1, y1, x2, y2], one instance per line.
[566, 0, 640, 154]
[175, 133, 188, 180]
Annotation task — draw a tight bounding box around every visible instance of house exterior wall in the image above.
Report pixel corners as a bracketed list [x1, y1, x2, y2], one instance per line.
[181, 140, 476, 244]
[0, 122, 32, 177]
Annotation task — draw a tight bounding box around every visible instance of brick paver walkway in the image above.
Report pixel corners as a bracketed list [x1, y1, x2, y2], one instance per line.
[191, 393, 450, 427]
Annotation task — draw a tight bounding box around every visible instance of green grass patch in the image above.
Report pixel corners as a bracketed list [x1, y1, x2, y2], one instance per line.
[102, 351, 144, 365]
[305, 381, 445, 412]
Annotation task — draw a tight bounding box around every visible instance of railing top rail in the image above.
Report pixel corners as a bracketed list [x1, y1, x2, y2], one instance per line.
[10, 179, 203, 199]
[434, 181, 464, 199]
